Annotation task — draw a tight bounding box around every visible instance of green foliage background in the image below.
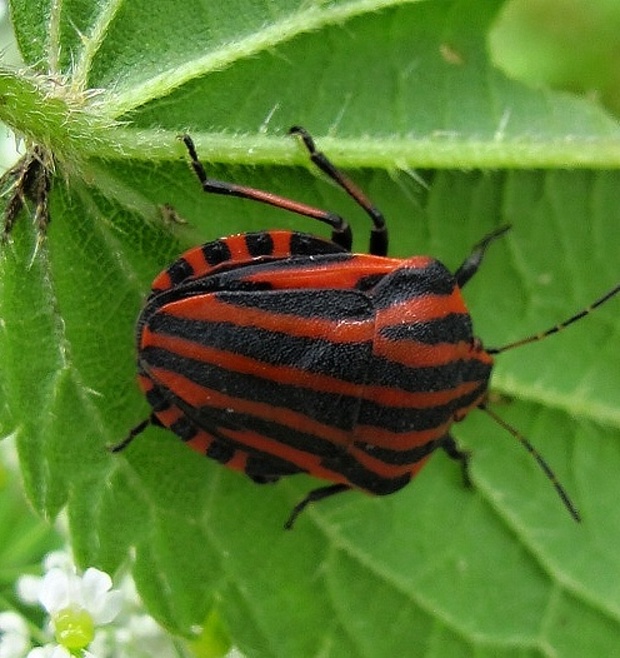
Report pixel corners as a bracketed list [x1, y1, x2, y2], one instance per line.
[1, 0, 620, 656]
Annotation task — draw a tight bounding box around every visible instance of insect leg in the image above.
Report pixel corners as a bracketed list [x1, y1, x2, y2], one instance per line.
[109, 416, 159, 453]
[289, 126, 388, 256]
[440, 434, 472, 487]
[181, 135, 353, 250]
[454, 225, 511, 288]
[285, 483, 351, 530]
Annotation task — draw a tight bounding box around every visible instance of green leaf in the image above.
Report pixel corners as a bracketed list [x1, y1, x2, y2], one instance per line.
[0, 439, 63, 620]
[1, 1, 620, 656]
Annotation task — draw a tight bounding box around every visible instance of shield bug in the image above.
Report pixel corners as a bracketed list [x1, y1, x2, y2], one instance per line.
[114, 127, 619, 529]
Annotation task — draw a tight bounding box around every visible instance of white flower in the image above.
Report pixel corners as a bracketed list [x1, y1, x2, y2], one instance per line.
[0, 611, 30, 658]
[34, 567, 122, 651]
[42, 552, 75, 574]
[40, 568, 122, 624]
[17, 551, 75, 607]
[26, 645, 71, 658]
[15, 551, 187, 657]
[16, 574, 45, 606]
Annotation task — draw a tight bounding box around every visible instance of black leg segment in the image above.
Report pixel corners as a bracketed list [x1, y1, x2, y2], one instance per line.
[289, 126, 388, 256]
[440, 434, 472, 487]
[181, 134, 353, 250]
[454, 225, 511, 288]
[110, 416, 152, 453]
[284, 483, 351, 530]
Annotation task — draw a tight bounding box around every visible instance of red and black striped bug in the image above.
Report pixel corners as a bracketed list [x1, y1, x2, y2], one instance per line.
[114, 126, 620, 529]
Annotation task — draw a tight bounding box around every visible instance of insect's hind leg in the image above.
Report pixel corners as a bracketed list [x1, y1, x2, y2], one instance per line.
[440, 434, 472, 487]
[181, 134, 353, 251]
[289, 126, 388, 256]
[454, 225, 511, 288]
[284, 483, 351, 530]
[109, 415, 160, 453]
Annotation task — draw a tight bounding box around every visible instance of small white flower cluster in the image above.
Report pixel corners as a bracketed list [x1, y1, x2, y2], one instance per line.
[0, 548, 245, 658]
[0, 551, 178, 658]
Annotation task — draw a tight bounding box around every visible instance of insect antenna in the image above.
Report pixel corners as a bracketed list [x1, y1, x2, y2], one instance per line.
[488, 283, 620, 354]
[481, 282, 620, 521]
[479, 404, 581, 522]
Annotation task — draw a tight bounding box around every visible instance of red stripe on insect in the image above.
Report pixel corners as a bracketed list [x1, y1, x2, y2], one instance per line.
[242, 255, 402, 290]
[375, 292, 470, 327]
[142, 328, 484, 409]
[216, 426, 356, 487]
[154, 298, 374, 343]
[347, 446, 432, 480]
[145, 366, 356, 448]
[225, 233, 255, 261]
[353, 422, 452, 452]
[375, 339, 487, 369]
[151, 271, 173, 293]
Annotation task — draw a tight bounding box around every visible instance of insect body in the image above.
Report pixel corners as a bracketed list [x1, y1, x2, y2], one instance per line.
[115, 127, 619, 528]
